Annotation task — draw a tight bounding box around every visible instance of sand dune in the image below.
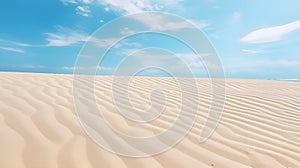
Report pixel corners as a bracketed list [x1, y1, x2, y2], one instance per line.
[0, 72, 299, 168]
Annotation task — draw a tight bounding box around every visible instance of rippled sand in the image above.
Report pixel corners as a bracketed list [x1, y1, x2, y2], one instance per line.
[0, 72, 299, 168]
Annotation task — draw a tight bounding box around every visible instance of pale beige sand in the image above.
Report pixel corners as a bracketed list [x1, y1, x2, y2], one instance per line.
[0, 72, 299, 168]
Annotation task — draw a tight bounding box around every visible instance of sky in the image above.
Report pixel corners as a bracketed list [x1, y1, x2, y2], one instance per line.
[0, 0, 300, 79]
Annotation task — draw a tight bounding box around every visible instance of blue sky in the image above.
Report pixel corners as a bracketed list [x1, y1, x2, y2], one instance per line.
[0, 0, 300, 79]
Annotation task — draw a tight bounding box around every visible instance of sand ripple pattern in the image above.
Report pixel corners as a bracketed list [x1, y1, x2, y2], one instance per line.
[0, 73, 299, 168]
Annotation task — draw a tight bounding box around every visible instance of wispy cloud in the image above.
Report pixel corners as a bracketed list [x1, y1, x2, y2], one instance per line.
[0, 39, 32, 53]
[19, 65, 46, 69]
[0, 47, 26, 53]
[97, 0, 182, 14]
[0, 64, 45, 69]
[131, 13, 207, 31]
[119, 27, 137, 35]
[241, 49, 262, 54]
[89, 37, 119, 48]
[45, 26, 89, 47]
[82, 0, 93, 4]
[61, 0, 93, 5]
[177, 52, 210, 67]
[61, 0, 93, 16]
[62, 65, 113, 72]
[241, 19, 300, 43]
[188, 20, 210, 29]
[122, 50, 218, 77]
[0, 39, 31, 47]
[97, 0, 155, 14]
[76, 6, 91, 16]
[61, 0, 78, 4]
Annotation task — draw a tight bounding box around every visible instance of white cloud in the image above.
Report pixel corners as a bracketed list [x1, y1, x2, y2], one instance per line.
[241, 19, 300, 43]
[62, 65, 113, 71]
[177, 52, 214, 70]
[62, 66, 75, 70]
[0, 47, 25, 53]
[89, 37, 119, 48]
[61, 0, 93, 4]
[98, 0, 152, 14]
[45, 26, 89, 47]
[0, 64, 45, 69]
[97, 0, 182, 14]
[130, 50, 209, 70]
[76, 6, 91, 16]
[114, 39, 141, 48]
[188, 19, 210, 29]
[0, 39, 31, 47]
[0, 39, 33, 53]
[88, 36, 140, 49]
[20, 65, 46, 69]
[126, 50, 217, 76]
[131, 13, 206, 31]
[82, 0, 93, 4]
[241, 49, 262, 54]
[61, 0, 184, 20]
[119, 27, 137, 35]
[61, 0, 77, 4]
[61, 0, 93, 16]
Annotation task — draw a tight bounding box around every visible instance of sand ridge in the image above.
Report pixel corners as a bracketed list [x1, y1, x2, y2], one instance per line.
[0, 72, 299, 168]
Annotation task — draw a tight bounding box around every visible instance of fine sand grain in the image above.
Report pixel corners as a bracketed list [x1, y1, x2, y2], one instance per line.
[0, 72, 299, 168]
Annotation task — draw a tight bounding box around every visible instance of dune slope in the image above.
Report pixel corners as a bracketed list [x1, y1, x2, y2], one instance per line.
[0, 72, 299, 168]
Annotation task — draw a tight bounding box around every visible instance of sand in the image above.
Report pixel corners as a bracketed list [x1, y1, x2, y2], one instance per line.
[0, 72, 299, 168]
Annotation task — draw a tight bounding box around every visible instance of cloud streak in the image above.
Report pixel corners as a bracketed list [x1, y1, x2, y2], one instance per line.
[97, 0, 182, 14]
[0, 47, 26, 53]
[0, 39, 31, 47]
[241, 49, 262, 54]
[76, 6, 91, 16]
[61, 0, 94, 4]
[241, 19, 300, 43]
[131, 13, 208, 31]
[45, 26, 89, 47]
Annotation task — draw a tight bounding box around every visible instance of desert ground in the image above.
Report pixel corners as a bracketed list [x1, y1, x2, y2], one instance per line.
[0, 72, 299, 168]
